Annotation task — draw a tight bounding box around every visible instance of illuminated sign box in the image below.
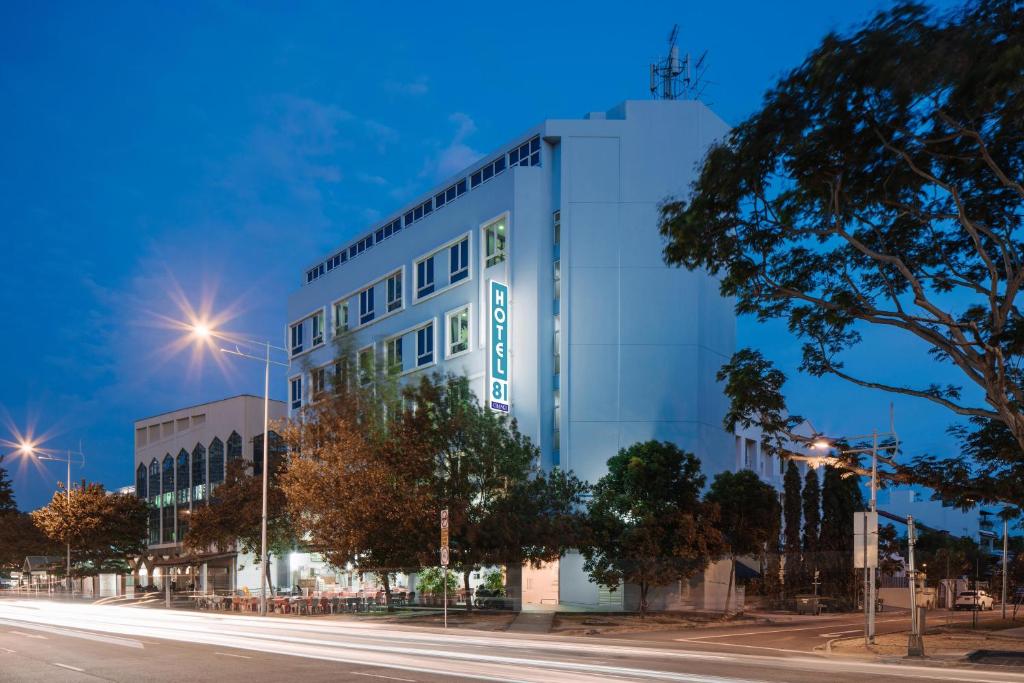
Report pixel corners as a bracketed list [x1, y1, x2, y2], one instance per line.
[489, 280, 510, 413]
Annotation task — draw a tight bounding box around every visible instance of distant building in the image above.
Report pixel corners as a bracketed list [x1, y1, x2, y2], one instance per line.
[131, 395, 286, 593]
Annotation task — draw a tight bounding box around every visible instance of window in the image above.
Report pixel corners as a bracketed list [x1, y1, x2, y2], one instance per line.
[386, 337, 403, 375]
[227, 431, 242, 464]
[553, 389, 561, 449]
[290, 376, 302, 410]
[311, 366, 326, 398]
[148, 459, 159, 500]
[162, 454, 174, 500]
[553, 210, 561, 246]
[509, 135, 541, 167]
[449, 238, 469, 283]
[484, 218, 507, 267]
[176, 449, 190, 505]
[209, 437, 224, 485]
[554, 314, 561, 374]
[334, 301, 349, 335]
[290, 322, 304, 355]
[358, 347, 375, 385]
[416, 256, 435, 298]
[192, 443, 206, 503]
[553, 260, 561, 304]
[311, 310, 324, 346]
[253, 432, 284, 478]
[334, 359, 350, 392]
[447, 307, 469, 356]
[387, 272, 403, 312]
[359, 286, 375, 325]
[417, 323, 434, 366]
[136, 464, 147, 499]
[162, 500, 174, 543]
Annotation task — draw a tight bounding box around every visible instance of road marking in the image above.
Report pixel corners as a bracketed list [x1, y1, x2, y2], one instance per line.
[679, 618, 907, 639]
[819, 630, 863, 637]
[0, 647, 16, 653]
[214, 651, 252, 659]
[673, 638, 812, 655]
[8, 630, 46, 639]
[52, 663, 85, 672]
[350, 673, 416, 682]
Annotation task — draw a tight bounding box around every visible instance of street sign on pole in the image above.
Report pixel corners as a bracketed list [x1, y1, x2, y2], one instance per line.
[440, 546, 449, 566]
[853, 511, 879, 568]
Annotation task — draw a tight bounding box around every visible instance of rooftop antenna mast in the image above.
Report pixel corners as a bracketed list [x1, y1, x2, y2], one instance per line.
[650, 25, 709, 101]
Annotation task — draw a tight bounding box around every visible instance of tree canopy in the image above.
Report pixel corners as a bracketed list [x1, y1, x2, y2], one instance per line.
[659, 0, 1024, 512]
[582, 441, 725, 615]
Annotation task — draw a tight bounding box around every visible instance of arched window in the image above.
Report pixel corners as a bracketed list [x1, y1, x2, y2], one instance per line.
[227, 431, 242, 464]
[161, 454, 174, 543]
[176, 449, 190, 505]
[209, 437, 224, 485]
[192, 443, 206, 503]
[148, 458, 160, 501]
[136, 464, 147, 499]
[162, 454, 174, 497]
[252, 431, 285, 478]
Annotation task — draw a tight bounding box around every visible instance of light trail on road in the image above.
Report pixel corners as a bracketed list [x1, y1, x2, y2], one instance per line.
[0, 600, 1022, 683]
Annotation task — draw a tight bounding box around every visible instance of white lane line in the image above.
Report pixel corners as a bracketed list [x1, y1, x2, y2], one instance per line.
[8, 630, 46, 639]
[0, 620, 143, 649]
[350, 672, 416, 682]
[0, 647, 16, 653]
[214, 651, 252, 659]
[52, 663, 86, 672]
[819, 630, 864, 637]
[679, 618, 908, 639]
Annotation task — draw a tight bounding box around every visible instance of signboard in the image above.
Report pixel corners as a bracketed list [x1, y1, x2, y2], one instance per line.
[440, 546, 450, 567]
[853, 511, 879, 568]
[440, 528, 449, 546]
[440, 508, 449, 564]
[488, 280, 510, 413]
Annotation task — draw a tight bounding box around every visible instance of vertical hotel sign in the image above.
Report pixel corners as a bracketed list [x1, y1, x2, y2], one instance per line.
[488, 280, 510, 413]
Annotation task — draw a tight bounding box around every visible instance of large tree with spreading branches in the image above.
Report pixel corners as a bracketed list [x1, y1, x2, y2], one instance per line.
[660, 0, 1024, 512]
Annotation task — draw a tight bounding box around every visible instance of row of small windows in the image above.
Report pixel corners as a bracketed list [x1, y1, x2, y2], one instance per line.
[292, 217, 505, 358]
[290, 305, 471, 410]
[304, 135, 539, 285]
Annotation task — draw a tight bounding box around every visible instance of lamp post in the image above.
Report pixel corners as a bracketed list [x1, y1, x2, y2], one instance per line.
[16, 443, 85, 597]
[808, 429, 899, 644]
[188, 324, 286, 617]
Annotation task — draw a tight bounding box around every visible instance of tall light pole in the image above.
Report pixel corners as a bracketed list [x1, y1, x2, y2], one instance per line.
[189, 324, 286, 616]
[16, 442, 85, 596]
[808, 429, 899, 644]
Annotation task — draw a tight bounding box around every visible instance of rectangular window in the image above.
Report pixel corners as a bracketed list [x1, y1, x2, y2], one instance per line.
[553, 314, 560, 374]
[290, 322, 304, 355]
[358, 347, 375, 385]
[447, 307, 469, 356]
[387, 272, 403, 312]
[449, 237, 469, 283]
[416, 256, 435, 298]
[334, 301, 349, 335]
[553, 210, 561, 246]
[334, 359, 350, 392]
[290, 376, 302, 410]
[311, 367, 326, 399]
[553, 260, 561, 302]
[359, 287, 375, 325]
[311, 310, 324, 346]
[417, 323, 434, 367]
[386, 337, 403, 376]
[553, 388, 561, 448]
[484, 217, 507, 268]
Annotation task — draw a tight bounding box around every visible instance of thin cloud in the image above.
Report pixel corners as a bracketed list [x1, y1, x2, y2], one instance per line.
[383, 76, 429, 96]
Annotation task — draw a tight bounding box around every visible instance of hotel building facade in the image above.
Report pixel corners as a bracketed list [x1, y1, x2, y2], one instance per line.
[285, 98, 738, 609]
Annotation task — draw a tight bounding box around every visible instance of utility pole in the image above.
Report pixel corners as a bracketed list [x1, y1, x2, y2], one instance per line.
[907, 516, 924, 656]
[1003, 519, 1009, 620]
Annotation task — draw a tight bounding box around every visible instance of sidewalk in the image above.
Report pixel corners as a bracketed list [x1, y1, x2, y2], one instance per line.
[828, 620, 1024, 665]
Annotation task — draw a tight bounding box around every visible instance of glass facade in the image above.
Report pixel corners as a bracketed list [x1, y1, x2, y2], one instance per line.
[209, 437, 224, 485]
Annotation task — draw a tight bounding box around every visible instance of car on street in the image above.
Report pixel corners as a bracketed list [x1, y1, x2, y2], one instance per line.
[955, 589, 995, 610]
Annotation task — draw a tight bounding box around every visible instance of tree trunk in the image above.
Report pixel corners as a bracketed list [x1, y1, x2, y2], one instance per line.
[725, 555, 736, 615]
[264, 554, 275, 597]
[381, 572, 394, 613]
[463, 570, 473, 612]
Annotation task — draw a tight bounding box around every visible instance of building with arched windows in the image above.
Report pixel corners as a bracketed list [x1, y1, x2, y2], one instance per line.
[131, 395, 286, 594]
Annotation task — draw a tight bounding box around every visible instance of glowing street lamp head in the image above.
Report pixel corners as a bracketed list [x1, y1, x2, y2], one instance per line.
[17, 441, 36, 456]
[811, 438, 832, 451]
[191, 322, 213, 340]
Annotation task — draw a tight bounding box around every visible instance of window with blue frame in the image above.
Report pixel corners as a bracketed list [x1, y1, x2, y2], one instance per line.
[148, 459, 160, 501]
[387, 272, 402, 312]
[290, 322, 303, 355]
[192, 443, 206, 503]
[290, 376, 302, 410]
[449, 238, 469, 283]
[226, 432, 242, 464]
[209, 437, 224, 485]
[416, 257, 435, 298]
[417, 323, 434, 366]
[176, 449, 190, 505]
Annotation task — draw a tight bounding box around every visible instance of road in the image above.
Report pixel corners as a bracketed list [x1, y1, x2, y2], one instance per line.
[0, 600, 1021, 683]
[606, 608, 1010, 655]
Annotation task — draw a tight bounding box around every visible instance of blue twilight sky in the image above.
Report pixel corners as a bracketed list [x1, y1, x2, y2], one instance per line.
[1, 1, 966, 510]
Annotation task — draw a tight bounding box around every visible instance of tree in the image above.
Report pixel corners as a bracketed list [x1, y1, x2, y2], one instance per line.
[705, 469, 782, 612]
[582, 441, 725, 616]
[184, 457, 293, 592]
[782, 461, 803, 594]
[31, 482, 148, 575]
[410, 376, 588, 609]
[0, 455, 16, 515]
[659, 0, 1024, 512]
[818, 466, 864, 606]
[802, 467, 821, 590]
[279, 374, 436, 610]
[0, 512, 58, 572]
[877, 523, 905, 577]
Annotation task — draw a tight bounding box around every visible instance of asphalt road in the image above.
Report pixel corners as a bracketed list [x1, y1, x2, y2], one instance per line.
[0, 600, 1021, 683]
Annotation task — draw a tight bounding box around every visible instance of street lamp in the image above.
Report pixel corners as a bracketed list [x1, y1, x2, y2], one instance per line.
[186, 322, 287, 617]
[15, 442, 85, 597]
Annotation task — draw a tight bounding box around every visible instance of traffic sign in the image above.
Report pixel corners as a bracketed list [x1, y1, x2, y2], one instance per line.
[440, 528, 449, 546]
[440, 546, 449, 566]
[440, 509, 449, 529]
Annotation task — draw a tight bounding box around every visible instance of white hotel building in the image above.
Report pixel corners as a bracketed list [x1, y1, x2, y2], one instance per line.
[285, 98, 742, 609]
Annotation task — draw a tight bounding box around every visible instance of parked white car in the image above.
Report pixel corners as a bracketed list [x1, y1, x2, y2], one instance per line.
[955, 590, 995, 610]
